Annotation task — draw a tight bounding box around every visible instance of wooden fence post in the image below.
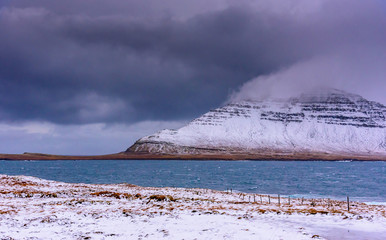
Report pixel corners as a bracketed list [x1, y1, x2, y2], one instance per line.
[347, 196, 350, 212]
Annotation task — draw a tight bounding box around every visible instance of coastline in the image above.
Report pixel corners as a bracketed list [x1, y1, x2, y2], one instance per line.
[1, 174, 385, 239]
[1, 152, 386, 161]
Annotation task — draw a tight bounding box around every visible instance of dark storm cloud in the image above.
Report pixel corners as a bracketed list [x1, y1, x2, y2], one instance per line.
[0, 0, 385, 124]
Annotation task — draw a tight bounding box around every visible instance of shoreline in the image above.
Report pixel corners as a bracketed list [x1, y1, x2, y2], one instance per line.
[1, 174, 385, 239]
[1, 152, 386, 161]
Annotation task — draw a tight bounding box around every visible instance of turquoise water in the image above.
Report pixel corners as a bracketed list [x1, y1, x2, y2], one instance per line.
[0, 160, 385, 203]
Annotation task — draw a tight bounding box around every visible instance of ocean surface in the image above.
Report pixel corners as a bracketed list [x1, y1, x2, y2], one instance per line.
[0, 160, 385, 203]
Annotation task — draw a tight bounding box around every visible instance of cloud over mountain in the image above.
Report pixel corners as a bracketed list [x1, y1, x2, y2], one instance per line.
[0, 0, 385, 153]
[1, 0, 385, 125]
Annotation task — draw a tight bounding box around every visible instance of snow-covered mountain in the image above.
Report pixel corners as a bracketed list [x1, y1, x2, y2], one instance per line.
[127, 89, 386, 157]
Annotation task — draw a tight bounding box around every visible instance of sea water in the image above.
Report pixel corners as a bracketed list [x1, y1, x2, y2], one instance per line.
[0, 160, 385, 203]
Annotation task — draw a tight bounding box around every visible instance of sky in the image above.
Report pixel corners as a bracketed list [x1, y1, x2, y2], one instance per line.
[0, 0, 385, 154]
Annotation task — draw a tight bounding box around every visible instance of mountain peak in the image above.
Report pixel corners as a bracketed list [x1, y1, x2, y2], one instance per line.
[292, 88, 363, 103]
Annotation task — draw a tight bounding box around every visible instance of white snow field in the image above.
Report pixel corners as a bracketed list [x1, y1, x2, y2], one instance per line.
[1, 175, 385, 240]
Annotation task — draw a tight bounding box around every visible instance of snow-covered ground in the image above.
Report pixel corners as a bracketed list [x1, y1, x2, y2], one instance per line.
[0, 175, 385, 239]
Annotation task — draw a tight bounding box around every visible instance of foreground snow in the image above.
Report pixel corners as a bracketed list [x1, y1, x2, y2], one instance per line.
[0, 175, 385, 239]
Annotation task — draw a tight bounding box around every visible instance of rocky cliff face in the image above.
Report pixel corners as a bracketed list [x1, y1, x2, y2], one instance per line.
[127, 89, 386, 156]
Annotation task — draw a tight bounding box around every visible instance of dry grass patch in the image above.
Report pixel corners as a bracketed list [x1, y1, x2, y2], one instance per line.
[148, 195, 175, 202]
[0, 190, 58, 198]
[90, 191, 134, 199]
[0, 210, 16, 215]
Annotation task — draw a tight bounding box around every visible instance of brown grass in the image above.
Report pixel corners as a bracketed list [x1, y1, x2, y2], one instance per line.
[0, 190, 58, 198]
[90, 191, 134, 199]
[0, 210, 16, 215]
[148, 195, 175, 202]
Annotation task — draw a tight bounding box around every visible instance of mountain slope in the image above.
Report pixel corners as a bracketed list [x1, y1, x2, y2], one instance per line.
[127, 89, 386, 158]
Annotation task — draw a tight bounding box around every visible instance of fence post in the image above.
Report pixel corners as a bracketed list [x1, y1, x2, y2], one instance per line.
[278, 194, 280, 206]
[347, 196, 350, 212]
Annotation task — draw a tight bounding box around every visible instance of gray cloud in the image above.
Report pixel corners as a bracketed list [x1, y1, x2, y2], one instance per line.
[0, 0, 385, 127]
[0, 120, 186, 154]
[230, 52, 386, 103]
